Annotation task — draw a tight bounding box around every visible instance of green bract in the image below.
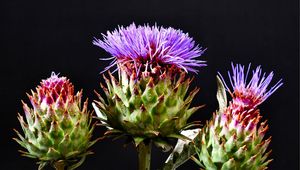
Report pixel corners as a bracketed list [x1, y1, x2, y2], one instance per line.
[93, 70, 203, 148]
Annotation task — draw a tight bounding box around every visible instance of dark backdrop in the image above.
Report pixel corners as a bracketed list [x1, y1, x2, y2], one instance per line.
[1, 0, 299, 169]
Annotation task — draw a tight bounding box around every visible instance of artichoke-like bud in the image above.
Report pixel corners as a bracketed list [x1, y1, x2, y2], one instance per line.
[194, 64, 283, 170]
[92, 23, 206, 148]
[14, 72, 97, 170]
[94, 68, 203, 147]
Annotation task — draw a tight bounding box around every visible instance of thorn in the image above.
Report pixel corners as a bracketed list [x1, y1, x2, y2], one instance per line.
[94, 90, 101, 97]
[158, 95, 164, 102]
[147, 77, 154, 88]
[140, 104, 146, 112]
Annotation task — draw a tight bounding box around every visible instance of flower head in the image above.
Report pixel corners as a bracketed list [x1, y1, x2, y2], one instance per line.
[219, 63, 283, 107]
[93, 23, 206, 78]
[193, 64, 279, 170]
[14, 72, 97, 169]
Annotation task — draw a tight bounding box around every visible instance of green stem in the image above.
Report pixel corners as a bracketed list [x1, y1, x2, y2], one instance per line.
[53, 161, 65, 170]
[138, 141, 152, 170]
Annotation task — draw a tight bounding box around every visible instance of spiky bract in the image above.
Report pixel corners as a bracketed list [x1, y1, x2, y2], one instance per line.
[196, 111, 271, 170]
[93, 69, 203, 148]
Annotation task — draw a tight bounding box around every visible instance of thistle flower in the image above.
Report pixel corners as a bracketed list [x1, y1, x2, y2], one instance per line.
[193, 64, 282, 169]
[219, 63, 283, 107]
[14, 73, 97, 170]
[93, 23, 206, 78]
[93, 23, 205, 170]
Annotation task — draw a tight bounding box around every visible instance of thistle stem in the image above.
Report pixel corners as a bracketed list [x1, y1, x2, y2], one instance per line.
[53, 161, 65, 170]
[138, 141, 152, 170]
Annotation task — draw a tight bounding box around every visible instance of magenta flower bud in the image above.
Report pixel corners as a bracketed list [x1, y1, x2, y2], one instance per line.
[14, 72, 98, 170]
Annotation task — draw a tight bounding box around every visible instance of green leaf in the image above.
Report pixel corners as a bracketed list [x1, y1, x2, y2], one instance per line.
[216, 76, 227, 113]
[163, 129, 201, 170]
[103, 129, 123, 137]
[92, 102, 107, 121]
[168, 134, 191, 141]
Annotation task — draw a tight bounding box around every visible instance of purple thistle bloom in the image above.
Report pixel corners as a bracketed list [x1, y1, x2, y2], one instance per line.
[218, 63, 283, 106]
[93, 23, 206, 76]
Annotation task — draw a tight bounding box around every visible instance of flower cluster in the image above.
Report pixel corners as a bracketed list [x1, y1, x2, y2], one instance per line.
[14, 23, 283, 170]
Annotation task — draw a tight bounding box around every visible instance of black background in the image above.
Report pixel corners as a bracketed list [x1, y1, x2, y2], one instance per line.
[1, 0, 299, 169]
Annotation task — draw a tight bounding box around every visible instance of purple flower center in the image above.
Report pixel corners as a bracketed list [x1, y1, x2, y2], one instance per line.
[93, 23, 206, 78]
[219, 63, 283, 107]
